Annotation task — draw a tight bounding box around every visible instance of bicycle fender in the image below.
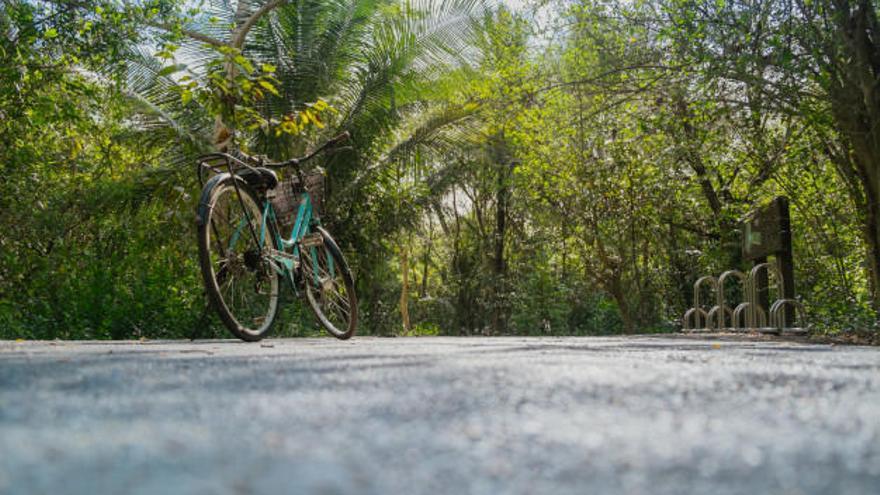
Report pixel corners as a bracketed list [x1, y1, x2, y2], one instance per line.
[195, 173, 248, 227]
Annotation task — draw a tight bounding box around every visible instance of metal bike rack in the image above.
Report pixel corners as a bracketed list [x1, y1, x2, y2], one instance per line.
[683, 307, 708, 332]
[715, 270, 746, 331]
[684, 276, 718, 333]
[681, 197, 808, 334]
[685, 266, 803, 334]
[682, 274, 731, 333]
[706, 305, 731, 332]
[770, 299, 808, 334]
[747, 262, 784, 334]
[731, 301, 762, 332]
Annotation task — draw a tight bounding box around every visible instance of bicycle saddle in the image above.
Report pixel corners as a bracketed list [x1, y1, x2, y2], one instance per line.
[237, 167, 279, 190]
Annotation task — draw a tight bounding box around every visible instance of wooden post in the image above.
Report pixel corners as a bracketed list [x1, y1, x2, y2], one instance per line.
[776, 197, 796, 327]
[742, 196, 796, 329]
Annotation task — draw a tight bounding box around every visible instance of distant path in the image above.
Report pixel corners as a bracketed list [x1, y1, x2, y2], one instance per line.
[2, 336, 879, 494]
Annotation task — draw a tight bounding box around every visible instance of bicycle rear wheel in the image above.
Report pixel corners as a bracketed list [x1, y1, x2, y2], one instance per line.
[198, 177, 280, 341]
[300, 227, 358, 339]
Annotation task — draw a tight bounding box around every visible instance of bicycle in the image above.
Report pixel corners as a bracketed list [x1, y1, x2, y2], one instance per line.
[195, 132, 357, 341]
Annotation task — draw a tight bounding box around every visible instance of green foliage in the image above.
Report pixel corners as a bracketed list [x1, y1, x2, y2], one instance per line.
[1, 0, 877, 340]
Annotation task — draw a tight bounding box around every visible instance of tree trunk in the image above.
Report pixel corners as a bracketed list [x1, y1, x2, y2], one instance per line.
[850, 150, 880, 310]
[608, 283, 635, 334]
[822, 0, 880, 313]
[400, 246, 411, 335]
[491, 143, 512, 335]
[420, 225, 432, 299]
[864, 195, 880, 310]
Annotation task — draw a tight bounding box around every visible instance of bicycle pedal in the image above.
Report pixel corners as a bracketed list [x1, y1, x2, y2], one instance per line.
[300, 233, 324, 248]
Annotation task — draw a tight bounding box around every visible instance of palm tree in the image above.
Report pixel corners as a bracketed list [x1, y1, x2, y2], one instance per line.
[118, 0, 487, 332]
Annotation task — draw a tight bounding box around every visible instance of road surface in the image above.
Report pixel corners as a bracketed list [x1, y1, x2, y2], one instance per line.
[1, 336, 879, 494]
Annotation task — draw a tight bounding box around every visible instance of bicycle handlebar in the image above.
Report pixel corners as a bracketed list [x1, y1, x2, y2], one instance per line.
[245, 131, 351, 170]
[286, 130, 350, 167]
[196, 132, 352, 188]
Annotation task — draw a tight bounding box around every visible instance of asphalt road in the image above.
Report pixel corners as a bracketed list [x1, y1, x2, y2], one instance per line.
[1, 336, 879, 495]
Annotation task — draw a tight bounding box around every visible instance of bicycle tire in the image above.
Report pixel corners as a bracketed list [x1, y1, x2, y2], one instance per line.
[300, 226, 358, 339]
[197, 175, 281, 341]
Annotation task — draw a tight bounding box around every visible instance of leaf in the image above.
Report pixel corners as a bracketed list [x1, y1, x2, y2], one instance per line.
[258, 80, 280, 97]
[233, 55, 254, 73]
[157, 64, 185, 77]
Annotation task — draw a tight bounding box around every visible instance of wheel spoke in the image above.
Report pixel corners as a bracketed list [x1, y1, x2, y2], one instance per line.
[327, 285, 351, 310]
[303, 237, 355, 338]
[202, 183, 279, 339]
[324, 287, 349, 315]
[324, 293, 348, 319]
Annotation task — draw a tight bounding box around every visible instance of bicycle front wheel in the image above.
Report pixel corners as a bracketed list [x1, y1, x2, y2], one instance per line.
[300, 227, 358, 339]
[198, 176, 280, 341]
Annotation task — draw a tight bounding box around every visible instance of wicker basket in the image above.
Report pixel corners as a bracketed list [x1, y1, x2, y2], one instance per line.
[270, 171, 325, 231]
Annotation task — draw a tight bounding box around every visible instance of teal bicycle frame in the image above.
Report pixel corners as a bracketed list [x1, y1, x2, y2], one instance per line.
[196, 149, 344, 297]
[196, 132, 355, 340]
[229, 188, 332, 294]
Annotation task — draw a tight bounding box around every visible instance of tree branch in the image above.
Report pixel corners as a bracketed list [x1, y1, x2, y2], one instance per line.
[231, 0, 288, 48]
[145, 21, 227, 48]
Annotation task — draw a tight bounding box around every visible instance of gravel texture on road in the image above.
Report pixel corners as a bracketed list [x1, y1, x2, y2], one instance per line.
[1, 336, 879, 495]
